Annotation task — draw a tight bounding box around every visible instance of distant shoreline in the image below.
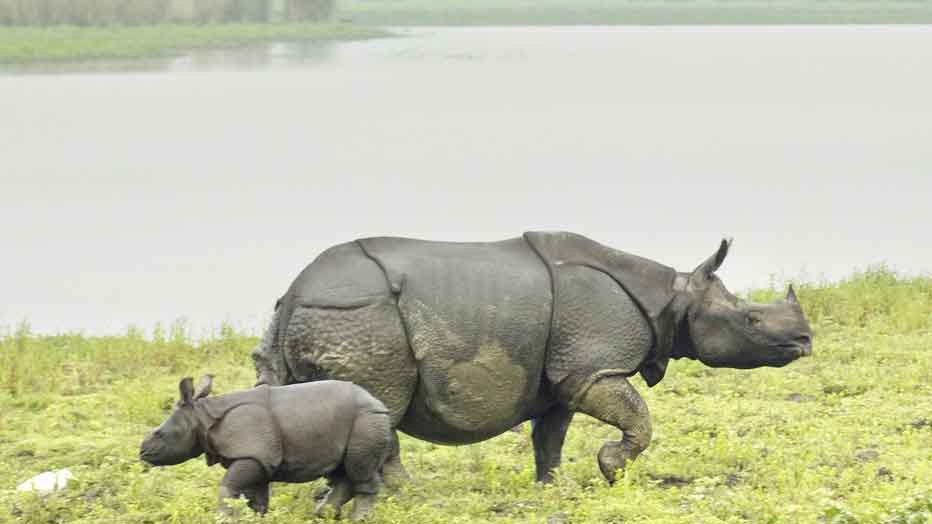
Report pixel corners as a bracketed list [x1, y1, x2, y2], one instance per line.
[0, 23, 386, 65]
[2, 3, 931, 66]
[338, 3, 932, 26]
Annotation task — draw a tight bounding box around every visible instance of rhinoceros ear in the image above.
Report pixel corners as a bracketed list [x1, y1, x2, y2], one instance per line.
[194, 375, 213, 400]
[786, 284, 799, 305]
[692, 237, 732, 283]
[179, 377, 195, 405]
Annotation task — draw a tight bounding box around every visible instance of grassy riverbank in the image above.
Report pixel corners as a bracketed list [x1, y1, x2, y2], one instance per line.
[1, 268, 930, 523]
[0, 22, 384, 64]
[4, 2, 930, 66]
[337, 0, 932, 25]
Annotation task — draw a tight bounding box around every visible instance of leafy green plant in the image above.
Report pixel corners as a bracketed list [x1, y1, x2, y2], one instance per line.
[1, 270, 929, 524]
[0, 22, 386, 64]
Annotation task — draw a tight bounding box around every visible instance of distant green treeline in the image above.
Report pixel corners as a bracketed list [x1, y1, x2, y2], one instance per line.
[0, 0, 335, 26]
[337, 0, 932, 26]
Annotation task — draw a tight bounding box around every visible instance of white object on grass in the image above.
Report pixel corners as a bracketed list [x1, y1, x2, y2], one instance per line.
[16, 468, 74, 493]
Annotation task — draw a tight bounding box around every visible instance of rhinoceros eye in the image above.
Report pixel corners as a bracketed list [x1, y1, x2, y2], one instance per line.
[746, 312, 762, 326]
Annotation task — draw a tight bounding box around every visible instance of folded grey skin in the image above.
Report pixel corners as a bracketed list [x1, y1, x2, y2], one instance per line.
[249, 232, 813, 484]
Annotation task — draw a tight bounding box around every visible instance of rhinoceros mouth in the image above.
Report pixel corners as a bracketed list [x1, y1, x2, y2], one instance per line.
[775, 341, 811, 359]
[139, 449, 157, 465]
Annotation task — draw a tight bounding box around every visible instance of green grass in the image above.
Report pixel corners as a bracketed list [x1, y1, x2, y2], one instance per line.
[0, 22, 385, 64]
[4, 1, 931, 66]
[337, 0, 932, 25]
[1, 268, 931, 523]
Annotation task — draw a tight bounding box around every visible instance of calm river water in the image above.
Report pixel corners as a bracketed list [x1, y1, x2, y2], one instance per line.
[2, 26, 930, 335]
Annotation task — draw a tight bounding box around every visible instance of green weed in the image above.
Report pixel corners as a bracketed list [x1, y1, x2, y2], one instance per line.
[1, 269, 930, 523]
[0, 22, 386, 64]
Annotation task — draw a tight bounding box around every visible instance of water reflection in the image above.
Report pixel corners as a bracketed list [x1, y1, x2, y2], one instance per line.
[2, 26, 930, 334]
[0, 40, 336, 75]
[168, 41, 335, 72]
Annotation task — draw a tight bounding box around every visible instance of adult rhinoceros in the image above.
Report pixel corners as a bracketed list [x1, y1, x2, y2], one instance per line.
[252, 232, 812, 484]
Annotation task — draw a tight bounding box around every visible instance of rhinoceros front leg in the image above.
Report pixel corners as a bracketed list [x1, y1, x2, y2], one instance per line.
[531, 405, 574, 483]
[572, 375, 652, 484]
[218, 459, 270, 516]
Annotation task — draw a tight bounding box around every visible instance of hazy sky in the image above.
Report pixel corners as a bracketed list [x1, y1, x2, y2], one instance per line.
[2, 26, 930, 335]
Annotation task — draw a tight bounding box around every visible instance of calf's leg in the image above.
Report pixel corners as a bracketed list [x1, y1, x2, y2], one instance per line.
[343, 411, 392, 520]
[241, 483, 269, 514]
[218, 459, 269, 516]
[381, 430, 411, 488]
[349, 493, 378, 522]
[316, 475, 353, 518]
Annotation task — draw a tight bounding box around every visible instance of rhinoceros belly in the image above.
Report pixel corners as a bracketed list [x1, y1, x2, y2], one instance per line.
[357, 237, 552, 443]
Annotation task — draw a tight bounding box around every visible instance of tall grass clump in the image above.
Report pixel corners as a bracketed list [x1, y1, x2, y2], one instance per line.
[0, 23, 384, 63]
[747, 266, 932, 334]
[0, 270, 930, 524]
[0, 320, 256, 398]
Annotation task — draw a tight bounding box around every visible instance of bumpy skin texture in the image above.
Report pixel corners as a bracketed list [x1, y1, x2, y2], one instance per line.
[547, 265, 653, 400]
[255, 235, 674, 441]
[252, 232, 813, 485]
[285, 304, 413, 426]
[254, 241, 417, 426]
[523, 231, 679, 386]
[252, 307, 287, 390]
[359, 237, 553, 443]
[253, 233, 675, 467]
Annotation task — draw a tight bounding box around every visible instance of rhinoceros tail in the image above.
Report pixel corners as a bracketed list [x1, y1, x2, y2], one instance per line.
[272, 291, 298, 384]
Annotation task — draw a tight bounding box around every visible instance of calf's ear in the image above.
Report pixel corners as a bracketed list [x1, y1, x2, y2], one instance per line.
[179, 377, 195, 404]
[194, 375, 213, 400]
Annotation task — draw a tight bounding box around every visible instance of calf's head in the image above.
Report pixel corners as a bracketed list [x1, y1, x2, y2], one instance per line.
[140, 375, 213, 466]
[682, 239, 813, 369]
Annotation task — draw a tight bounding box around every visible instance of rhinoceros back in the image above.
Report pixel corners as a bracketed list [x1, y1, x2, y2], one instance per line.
[357, 237, 552, 442]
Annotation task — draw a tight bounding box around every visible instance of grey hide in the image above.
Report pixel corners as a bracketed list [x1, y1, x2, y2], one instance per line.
[252, 231, 813, 484]
[140, 377, 392, 521]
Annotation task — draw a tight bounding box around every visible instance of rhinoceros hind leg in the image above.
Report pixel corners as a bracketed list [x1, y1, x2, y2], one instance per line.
[344, 411, 391, 490]
[531, 405, 574, 483]
[316, 475, 353, 518]
[570, 375, 652, 484]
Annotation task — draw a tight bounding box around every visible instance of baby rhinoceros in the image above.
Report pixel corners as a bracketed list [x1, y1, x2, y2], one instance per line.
[140, 375, 392, 521]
